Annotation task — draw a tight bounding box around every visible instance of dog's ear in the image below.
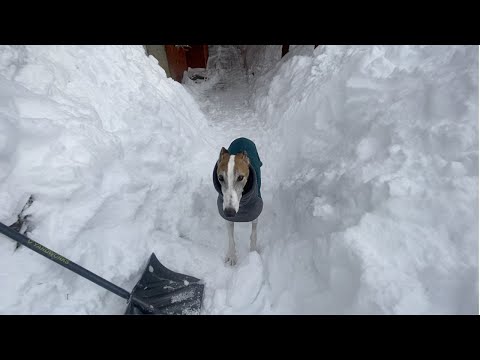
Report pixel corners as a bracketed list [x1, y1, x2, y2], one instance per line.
[239, 150, 250, 165]
[218, 147, 229, 162]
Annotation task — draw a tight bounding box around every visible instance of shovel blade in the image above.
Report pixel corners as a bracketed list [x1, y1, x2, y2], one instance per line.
[125, 253, 204, 315]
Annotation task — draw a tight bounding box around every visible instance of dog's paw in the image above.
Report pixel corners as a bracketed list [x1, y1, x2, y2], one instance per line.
[224, 252, 237, 266]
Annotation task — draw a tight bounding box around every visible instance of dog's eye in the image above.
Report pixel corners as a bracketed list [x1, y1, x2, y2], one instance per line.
[218, 175, 224, 182]
[237, 175, 244, 182]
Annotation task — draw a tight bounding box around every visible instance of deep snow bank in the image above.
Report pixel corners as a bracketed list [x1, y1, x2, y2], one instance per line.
[248, 45, 478, 314]
[0, 45, 217, 314]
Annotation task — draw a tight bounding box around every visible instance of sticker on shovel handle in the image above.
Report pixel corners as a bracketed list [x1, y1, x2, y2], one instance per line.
[27, 239, 70, 265]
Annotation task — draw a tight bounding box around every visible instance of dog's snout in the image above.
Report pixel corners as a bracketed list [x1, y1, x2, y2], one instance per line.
[224, 208, 236, 217]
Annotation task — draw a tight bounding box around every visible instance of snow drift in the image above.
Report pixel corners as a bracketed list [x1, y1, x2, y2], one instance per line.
[0, 45, 218, 314]
[247, 45, 478, 314]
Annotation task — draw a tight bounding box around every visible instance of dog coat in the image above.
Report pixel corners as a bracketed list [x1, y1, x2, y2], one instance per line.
[213, 137, 263, 222]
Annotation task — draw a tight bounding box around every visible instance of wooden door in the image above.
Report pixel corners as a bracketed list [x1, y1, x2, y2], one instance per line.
[165, 45, 188, 82]
[185, 45, 208, 69]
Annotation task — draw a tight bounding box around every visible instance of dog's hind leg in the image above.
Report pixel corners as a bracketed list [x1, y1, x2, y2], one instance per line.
[250, 217, 258, 252]
[225, 220, 237, 266]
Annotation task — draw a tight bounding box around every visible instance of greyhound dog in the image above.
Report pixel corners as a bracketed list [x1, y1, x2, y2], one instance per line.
[213, 137, 263, 266]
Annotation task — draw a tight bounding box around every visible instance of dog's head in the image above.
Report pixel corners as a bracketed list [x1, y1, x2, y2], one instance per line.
[216, 147, 250, 217]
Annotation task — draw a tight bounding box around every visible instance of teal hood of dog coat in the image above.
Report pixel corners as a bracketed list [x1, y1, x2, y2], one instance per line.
[213, 137, 263, 223]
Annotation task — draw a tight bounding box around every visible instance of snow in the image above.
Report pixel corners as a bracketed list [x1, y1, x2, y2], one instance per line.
[0, 45, 478, 314]
[245, 45, 478, 314]
[226, 252, 264, 309]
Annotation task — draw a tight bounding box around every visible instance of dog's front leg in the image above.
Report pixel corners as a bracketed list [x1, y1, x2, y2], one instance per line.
[225, 220, 237, 266]
[250, 217, 258, 252]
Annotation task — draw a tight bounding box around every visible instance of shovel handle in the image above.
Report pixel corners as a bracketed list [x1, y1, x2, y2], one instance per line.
[0, 221, 131, 301]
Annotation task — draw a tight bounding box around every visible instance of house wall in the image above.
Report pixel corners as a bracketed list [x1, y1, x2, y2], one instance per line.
[145, 45, 171, 78]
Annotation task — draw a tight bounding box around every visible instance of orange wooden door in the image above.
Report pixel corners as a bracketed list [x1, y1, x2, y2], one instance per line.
[165, 45, 188, 82]
[185, 45, 208, 69]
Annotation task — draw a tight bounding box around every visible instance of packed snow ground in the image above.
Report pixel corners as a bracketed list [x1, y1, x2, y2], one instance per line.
[0, 45, 478, 314]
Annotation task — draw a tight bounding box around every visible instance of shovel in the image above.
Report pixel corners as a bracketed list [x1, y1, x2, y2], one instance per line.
[0, 221, 204, 315]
